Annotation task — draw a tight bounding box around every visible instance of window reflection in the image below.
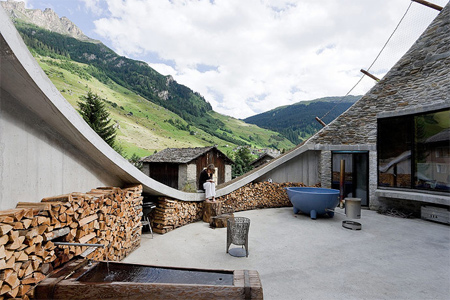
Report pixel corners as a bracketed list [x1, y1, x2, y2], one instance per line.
[378, 109, 450, 193]
[378, 117, 412, 188]
[415, 110, 450, 191]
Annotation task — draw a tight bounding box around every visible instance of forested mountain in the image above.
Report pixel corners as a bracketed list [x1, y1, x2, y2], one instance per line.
[244, 96, 361, 144]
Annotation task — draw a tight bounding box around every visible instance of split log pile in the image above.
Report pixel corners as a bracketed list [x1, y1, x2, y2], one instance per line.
[0, 185, 142, 299]
[152, 199, 203, 234]
[152, 182, 309, 234]
[218, 182, 307, 214]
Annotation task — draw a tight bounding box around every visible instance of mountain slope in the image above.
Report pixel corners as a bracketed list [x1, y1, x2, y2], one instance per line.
[244, 96, 361, 144]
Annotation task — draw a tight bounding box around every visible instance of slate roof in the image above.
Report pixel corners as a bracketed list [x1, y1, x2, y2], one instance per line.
[250, 153, 276, 167]
[140, 146, 233, 164]
[426, 128, 450, 144]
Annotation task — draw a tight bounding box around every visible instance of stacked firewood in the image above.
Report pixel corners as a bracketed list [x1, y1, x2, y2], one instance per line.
[152, 199, 203, 234]
[152, 182, 310, 235]
[0, 185, 142, 299]
[218, 182, 306, 213]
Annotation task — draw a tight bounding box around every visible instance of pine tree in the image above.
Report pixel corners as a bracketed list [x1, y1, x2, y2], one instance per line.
[77, 91, 117, 147]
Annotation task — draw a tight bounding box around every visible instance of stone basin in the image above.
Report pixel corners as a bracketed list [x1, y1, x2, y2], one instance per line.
[35, 259, 263, 299]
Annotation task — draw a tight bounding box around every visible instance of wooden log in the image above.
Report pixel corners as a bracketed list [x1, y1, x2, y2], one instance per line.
[41, 194, 71, 203]
[4, 271, 20, 289]
[19, 284, 32, 297]
[24, 244, 35, 255]
[0, 283, 11, 296]
[210, 213, 234, 228]
[22, 274, 38, 285]
[0, 216, 14, 224]
[202, 200, 222, 223]
[77, 232, 96, 244]
[21, 218, 33, 229]
[78, 214, 98, 227]
[6, 236, 25, 251]
[6, 285, 19, 298]
[22, 261, 34, 277]
[16, 251, 28, 262]
[38, 263, 53, 275]
[33, 272, 46, 283]
[0, 268, 12, 280]
[0, 224, 13, 235]
[4, 249, 14, 261]
[0, 246, 5, 260]
[44, 227, 71, 241]
[16, 202, 52, 211]
[0, 209, 27, 222]
[0, 235, 9, 246]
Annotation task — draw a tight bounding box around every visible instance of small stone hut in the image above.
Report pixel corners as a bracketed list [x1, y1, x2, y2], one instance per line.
[141, 146, 233, 191]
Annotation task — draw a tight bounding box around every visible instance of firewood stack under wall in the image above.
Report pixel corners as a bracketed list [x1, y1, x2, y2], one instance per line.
[152, 182, 308, 234]
[0, 185, 143, 299]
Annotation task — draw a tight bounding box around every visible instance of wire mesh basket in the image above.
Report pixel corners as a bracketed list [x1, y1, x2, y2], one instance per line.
[227, 217, 250, 257]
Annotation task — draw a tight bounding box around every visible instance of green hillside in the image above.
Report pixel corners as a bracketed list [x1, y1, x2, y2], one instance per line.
[244, 96, 361, 144]
[28, 50, 294, 158]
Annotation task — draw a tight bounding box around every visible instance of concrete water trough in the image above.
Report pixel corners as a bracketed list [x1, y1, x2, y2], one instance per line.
[34, 259, 263, 299]
[285, 187, 340, 219]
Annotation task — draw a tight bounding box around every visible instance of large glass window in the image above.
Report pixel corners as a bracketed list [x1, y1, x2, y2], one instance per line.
[378, 108, 450, 193]
[378, 116, 412, 188]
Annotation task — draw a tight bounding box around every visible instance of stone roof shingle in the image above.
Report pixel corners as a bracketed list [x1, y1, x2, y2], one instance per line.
[140, 146, 233, 164]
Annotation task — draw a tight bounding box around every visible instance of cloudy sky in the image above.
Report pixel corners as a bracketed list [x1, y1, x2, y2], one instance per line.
[15, 0, 447, 119]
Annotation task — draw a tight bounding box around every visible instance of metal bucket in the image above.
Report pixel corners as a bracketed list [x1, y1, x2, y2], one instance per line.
[345, 198, 361, 219]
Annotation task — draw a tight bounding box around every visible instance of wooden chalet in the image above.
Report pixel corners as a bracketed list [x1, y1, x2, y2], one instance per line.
[140, 146, 233, 191]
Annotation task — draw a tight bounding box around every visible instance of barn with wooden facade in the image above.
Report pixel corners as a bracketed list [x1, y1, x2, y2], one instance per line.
[140, 147, 233, 191]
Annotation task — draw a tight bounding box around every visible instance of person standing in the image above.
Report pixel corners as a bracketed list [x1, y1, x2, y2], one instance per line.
[199, 164, 216, 201]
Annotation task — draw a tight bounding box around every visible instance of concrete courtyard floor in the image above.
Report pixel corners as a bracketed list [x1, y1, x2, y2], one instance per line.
[124, 207, 450, 300]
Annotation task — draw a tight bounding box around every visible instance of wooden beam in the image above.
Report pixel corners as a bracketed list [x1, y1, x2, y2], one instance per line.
[360, 69, 380, 82]
[411, 0, 443, 11]
[315, 116, 327, 127]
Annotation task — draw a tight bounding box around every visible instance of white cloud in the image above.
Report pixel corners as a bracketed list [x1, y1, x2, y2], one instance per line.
[80, 0, 104, 15]
[91, 0, 445, 118]
[148, 63, 177, 78]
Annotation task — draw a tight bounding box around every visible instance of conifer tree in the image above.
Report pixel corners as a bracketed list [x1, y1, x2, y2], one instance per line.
[77, 91, 117, 147]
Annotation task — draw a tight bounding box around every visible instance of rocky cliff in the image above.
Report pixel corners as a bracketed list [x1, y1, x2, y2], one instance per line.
[1, 0, 96, 43]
